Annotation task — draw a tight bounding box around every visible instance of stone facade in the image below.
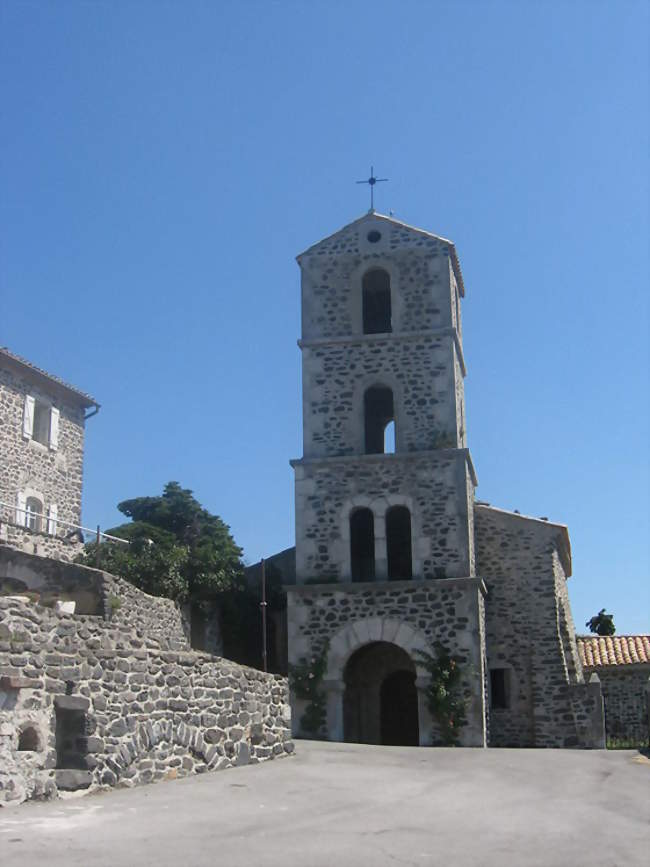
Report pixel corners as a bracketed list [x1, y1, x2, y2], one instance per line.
[0, 552, 292, 807]
[300, 333, 466, 459]
[293, 450, 476, 583]
[590, 668, 649, 743]
[578, 636, 650, 743]
[286, 211, 607, 749]
[0, 347, 98, 561]
[287, 578, 487, 746]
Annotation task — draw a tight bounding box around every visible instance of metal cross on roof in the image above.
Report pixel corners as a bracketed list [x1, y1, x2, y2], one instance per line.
[356, 166, 388, 211]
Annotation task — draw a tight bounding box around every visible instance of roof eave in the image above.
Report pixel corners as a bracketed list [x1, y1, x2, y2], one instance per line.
[296, 212, 466, 295]
[0, 347, 98, 409]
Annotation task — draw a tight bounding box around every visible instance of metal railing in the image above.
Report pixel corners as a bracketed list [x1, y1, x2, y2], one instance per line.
[0, 500, 129, 568]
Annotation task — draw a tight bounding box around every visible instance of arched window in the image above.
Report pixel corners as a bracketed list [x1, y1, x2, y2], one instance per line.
[364, 386, 394, 454]
[362, 268, 392, 334]
[25, 497, 43, 532]
[386, 506, 412, 579]
[18, 726, 40, 751]
[350, 508, 375, 582]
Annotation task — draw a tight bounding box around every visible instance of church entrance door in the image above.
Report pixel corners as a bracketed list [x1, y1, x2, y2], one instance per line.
[380, 669, 419, 746]
[343, 641, 419, 746]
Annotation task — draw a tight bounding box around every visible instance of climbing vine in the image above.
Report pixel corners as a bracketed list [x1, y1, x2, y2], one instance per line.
[413, 643, 468, 746]
[288, 640, 329, 738]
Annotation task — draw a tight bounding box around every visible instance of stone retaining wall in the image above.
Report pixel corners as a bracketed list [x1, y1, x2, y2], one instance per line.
[0, 523, 83, 563]
[0, 596, 292, 806]
[0, 547, 190, 650]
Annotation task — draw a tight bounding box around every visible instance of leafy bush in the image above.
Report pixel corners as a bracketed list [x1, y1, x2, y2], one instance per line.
[288, 640, 329, 737]
[413, 643, 468, 746]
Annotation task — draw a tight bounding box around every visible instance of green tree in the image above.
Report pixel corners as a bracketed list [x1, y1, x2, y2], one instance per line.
[78, 482, 243, 602]
[585, 608, 616, 636]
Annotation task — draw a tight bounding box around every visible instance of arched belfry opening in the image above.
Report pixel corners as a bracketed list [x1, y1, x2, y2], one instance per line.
[364, 386, 395, 454]
[350, 508, 374, 582]
[362, 268, 392, 334]
[386, 506, 413, 579]
[343, 641, 419, 745]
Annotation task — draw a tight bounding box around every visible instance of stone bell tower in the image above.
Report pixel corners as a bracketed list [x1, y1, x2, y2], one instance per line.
[292, 211, 476, 583]
[287, 211, 488, 747]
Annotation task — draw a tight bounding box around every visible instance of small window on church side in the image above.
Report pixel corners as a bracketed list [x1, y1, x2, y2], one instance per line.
[490, 668, 510, 710]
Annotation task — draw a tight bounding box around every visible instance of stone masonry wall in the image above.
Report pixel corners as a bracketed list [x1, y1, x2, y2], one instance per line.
[299, 215, 459, 340]
[287, 577, 487, 746]
[0, 364, 86, 532]
[294, 450, 475, 582]
[586, 667, 650, 743]
[301, 334, 463, 459]
[0, 596, 292, 807]
[475, 505, 603, 748]
[0, 547, 190, 649]
[102, 572, 191, 650]
[0, 523, 84, 563]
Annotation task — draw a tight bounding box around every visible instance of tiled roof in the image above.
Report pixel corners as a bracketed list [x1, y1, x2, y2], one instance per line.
[578, 635, 650, 667]
[0, 346, 98, 408]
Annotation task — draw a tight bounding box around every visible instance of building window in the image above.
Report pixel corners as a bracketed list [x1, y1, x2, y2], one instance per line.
[364, 386, 395, 454]
[362, 268, 392, 334]
[32, 401, 50, 445]
[23, 395, 59, 450]
[350, 508, 375, 581]
[490, 668, 511, 709]
[386, 506, 413, 579]
[25, 497, 43, 533]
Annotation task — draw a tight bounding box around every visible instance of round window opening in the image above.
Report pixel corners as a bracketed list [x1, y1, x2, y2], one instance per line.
[367, 230, 382, 243]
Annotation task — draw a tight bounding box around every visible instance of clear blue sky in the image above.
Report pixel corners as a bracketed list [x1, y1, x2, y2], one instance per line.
[1, 1, 648, 633]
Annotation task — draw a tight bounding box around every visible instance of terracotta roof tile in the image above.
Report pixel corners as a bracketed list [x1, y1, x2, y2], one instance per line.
[577, 635, 650, 667]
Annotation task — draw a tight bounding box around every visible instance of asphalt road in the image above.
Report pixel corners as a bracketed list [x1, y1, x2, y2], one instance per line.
[1, 741, 648, 867]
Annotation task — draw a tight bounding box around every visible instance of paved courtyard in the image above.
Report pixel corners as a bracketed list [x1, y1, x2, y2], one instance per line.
[0, 741, 648, 867]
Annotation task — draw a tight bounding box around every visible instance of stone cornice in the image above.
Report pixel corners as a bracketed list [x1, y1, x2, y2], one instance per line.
[291, 447, 478, 487]
[298, 327, 467, 377]
[286, 575, 487, 597]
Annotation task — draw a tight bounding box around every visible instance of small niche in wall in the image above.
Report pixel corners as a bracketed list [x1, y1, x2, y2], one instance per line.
[18, 726, 40, 751]
[490, 668, 511, 710]
[54, 696, 90, 770]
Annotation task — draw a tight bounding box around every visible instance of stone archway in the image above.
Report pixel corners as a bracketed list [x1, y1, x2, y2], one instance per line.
[343, 641, 419, 746]
[323, 618, 432, 745]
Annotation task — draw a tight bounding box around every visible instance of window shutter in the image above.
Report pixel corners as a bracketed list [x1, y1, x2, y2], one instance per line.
[16, 491, 27, 526]
[23, 395, 35, 439]
[47, 503, 58, 536]
[49, 407, 60, 451]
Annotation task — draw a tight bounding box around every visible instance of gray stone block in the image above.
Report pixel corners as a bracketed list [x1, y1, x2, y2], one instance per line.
[55, 769, 92, 791]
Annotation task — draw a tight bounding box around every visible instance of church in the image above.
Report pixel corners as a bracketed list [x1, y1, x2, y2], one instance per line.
[281, 209, 607, 748]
